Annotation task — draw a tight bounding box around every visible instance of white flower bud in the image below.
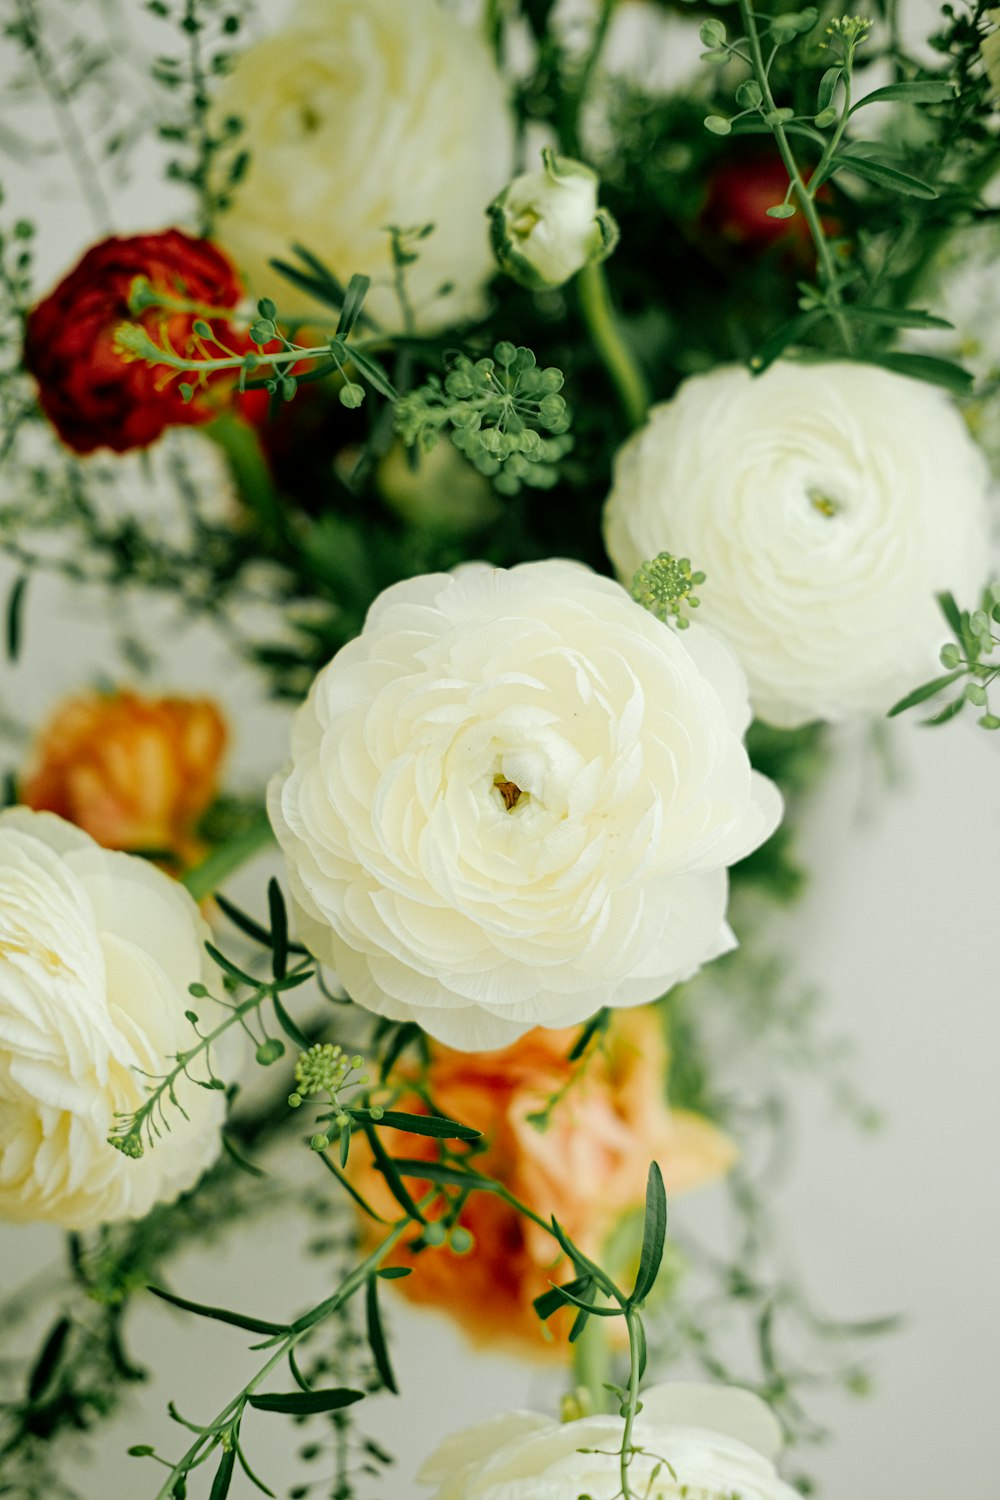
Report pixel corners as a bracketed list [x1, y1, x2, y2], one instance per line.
[489, 148, 619, 291]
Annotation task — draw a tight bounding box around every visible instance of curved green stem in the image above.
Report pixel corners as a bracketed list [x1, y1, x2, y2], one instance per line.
[571, 1316, 611, 1414]
[577, 261, 650, 430]
[737, 0, 854, 354]
[619, 1309, 644, 1500]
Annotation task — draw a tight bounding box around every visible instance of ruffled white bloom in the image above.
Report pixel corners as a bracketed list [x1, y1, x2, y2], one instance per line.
[268, 561, 780, 1050]
[419, 1380, 801, 1499]
[604, 361, 992, 729]
[0, 809, 223, 1228]
[489, 150, 619, 290]
[211, 0, 515, 331]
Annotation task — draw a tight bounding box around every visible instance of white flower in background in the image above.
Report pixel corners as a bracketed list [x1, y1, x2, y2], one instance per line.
[489, 149, 619, 290]
[269, 561, 780, 1051]
[604, 361, 992, 729]
[0, 809, 222, 1228]
[210, 0, 515, 331]
[419, 1380, 801, 1499]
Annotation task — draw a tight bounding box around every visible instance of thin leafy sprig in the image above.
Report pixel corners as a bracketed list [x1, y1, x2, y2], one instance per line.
[107, 879, 314, 1160]
[889, 587, 1000, 729]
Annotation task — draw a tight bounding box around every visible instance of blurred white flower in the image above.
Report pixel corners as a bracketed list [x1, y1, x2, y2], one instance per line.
[0, 809, 222, 1228]
[419, 1380, 801, 1499]
[211, 0, 515, 330]
[604, 361, 993, 728]
[269, 561, 779, 1050]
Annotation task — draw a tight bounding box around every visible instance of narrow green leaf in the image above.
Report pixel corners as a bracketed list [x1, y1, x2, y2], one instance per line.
[27, 1317, 71, 1402]
[213, 894, 272, 948]
[377, 1266, 412, 1279]
[749, 311, 825, 375]
[850, 80, 955, 113]
[148, 1286, 287, 1336]
[317, 1148, 389, 1223]
[534, 1275, 593, 1322]
[887, 668, 965, 716]
[235, 1444, 277, 1498]
[634, 1313, 648, 1380]
[831, 153, 938, 198]
[349, 1108, 481, 1141]
[6, 574, 27, 662]
[336, 273, 371, 339]
[387, 1158, 497, 1193]
[839, 304, 953, 330]
[937, 591, 964, 638]
[379, 1022, 423, 1082]
[221, 1134, 266, 1178]
[568, 1008, 610, 1062]
[363, 1126, 425, 1222]
[247, 1388, 365, 1415]
[870, 352, 973, 395]
[204, 943, 257, 986]
[289, 244, 347, 302]
[267, 878, 288, 980]
[924, 695, 966, 725]
[818, 65, 842, 112]
[366, 1274, 398, 1394]
[272, 993, 311, 1051]
[347, 345, 398, 400]
[209, 1446, 236, 1500]
[629, 1162, 667, 1307]
[268, 259, 342, 311]
[288, 1349, 312, 1393]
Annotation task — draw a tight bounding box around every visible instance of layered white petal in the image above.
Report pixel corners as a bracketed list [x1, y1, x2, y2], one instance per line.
[270, 561, 780, 1048]
[604, 362, 992, 728]
[212, 0, 515, 331]
[419, 1381, 800, 1499]
[0, 809, 223, 1228]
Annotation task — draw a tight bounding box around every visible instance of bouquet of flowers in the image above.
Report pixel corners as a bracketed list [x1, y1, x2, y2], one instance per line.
[1, 0, 998, 1496]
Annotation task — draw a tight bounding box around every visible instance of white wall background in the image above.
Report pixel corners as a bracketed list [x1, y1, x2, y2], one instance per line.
[3, 3, 1000, 1497]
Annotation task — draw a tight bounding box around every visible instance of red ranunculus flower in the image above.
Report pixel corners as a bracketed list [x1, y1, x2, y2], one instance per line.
[701, 155, 816, 252]
[24, 229, 257, 454]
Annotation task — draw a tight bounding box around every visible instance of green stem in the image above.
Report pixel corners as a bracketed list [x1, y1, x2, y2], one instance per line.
[153, 1218, 412, 1500]
[737, 0, 854, 354]
[619, 1309, 644, 1500]
[571, 1316, 611, 1414]
[182, 808, 275, 903]
[577, 260, 650, 430]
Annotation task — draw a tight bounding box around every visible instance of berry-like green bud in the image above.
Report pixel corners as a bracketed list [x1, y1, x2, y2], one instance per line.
[631, 553, 707, 630]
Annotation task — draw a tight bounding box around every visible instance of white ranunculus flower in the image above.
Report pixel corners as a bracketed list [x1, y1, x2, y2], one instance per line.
[268, 561, 780, 1050]
[0, 809, 223, 1228]
[604, 361, 993, 729]
[211, 0, 515, 331]
[419, 1380, 801, 1499]
[489, 149, 619, 290]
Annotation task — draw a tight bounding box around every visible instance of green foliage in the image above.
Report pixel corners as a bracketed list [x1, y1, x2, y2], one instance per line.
[394, 342, 573, 495]
[889, 588, 1000, 729]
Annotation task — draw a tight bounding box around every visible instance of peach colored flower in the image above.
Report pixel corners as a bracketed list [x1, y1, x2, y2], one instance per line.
[351, 1006, 735, 1355]
[21, 692, 227, 870]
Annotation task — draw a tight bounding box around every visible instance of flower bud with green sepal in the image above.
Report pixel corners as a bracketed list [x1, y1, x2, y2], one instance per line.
[488, 148, 619, 292]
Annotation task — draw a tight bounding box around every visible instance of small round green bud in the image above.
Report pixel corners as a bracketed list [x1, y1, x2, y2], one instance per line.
[422, 1222, 447, 1247]
[445, 371, 475, 398]
[255, 1037, 285, 1066]
[494, 341, 517, 367]
[940, 644, 962, 668]
[965, 682, 987, 706]
[128, 1445, 156, 1457]
[539, 367, 564, 393]
[288, 1093, 303, 1108]
[980, 714, 1000, 730]
[351, 1054, 364, 1069]
[538, 394, 566, 426]
[310, 1134, 330, 1152]
[188, 982, 208, 998]
[369, 1104, 384, 1120]
[339, 382, 365, 409]
[448, 1226, 474, 1254]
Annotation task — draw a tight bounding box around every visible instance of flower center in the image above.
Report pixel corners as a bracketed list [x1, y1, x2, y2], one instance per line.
[493, 775, 524, 812]
[807, 485, 842, 518]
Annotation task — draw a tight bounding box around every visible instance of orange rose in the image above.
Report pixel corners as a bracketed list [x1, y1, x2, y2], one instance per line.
[20, 691, 227, 870]
[350, 1007, 735, 1355]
